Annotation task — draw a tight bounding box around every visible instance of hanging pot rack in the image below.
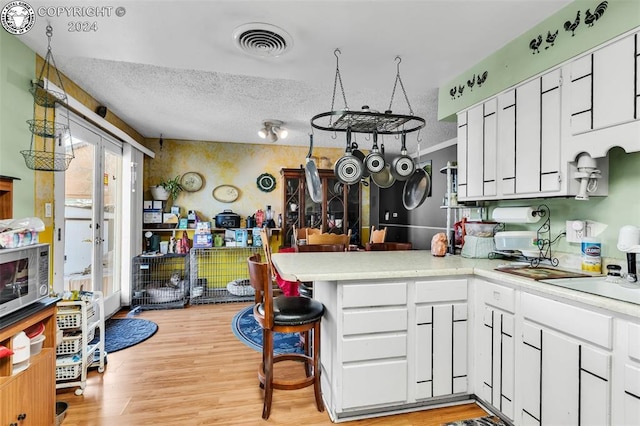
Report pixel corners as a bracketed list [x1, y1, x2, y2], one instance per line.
[21, 25, 74, 172]
[310, 51, 426, 136]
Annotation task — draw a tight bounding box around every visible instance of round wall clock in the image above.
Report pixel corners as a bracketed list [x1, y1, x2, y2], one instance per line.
[212, 185, 239, 203]
[181, 172, 203, 192]
[257, 173, 276, 192]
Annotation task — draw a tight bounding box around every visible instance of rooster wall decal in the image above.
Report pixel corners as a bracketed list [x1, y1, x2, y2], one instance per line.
[467, 74, 476, 91]
[529, 35, 543, 54]
[545, 30, 558, 49]
[450, 86, 457, 100]
[477, 71, 488, 87]
[585, 1, 608, 27]
[458, 85, 465, 97]
[564, 10, 580, 36]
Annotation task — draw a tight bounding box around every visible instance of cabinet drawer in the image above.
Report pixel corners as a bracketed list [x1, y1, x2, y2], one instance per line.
[342, 281, 407, 308]
[343, 308, 407, 335]
[481, 282, 515, 313]
[521, 293, 612, 349]
[415, 279, 467, 303]
[342, 359, 408, 409]
[342, 333, 406, 362]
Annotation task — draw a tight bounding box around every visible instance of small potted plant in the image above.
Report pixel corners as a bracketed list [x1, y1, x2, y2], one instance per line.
[150, 175, 183, 202]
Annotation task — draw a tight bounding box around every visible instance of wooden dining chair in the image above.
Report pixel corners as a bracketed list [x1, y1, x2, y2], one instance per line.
[247, 253, 325, 419]
[307, 230, 351, 246]
[292, 226, 321, 244]
[365, 242, 413, 251]
[369, 226, 387, 243]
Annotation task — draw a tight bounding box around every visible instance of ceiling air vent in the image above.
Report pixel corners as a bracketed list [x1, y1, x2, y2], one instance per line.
[232, 23, 293, 58]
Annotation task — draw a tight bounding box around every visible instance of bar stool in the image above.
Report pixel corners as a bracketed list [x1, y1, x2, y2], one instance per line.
[247, 254, 325, 420]
[365, 242, 413, 251]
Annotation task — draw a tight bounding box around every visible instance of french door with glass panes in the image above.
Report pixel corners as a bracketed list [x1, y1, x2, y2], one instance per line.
[54, 112, 123, 316]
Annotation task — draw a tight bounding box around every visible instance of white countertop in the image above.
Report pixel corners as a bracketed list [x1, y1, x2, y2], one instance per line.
[271, 250, 640, 318]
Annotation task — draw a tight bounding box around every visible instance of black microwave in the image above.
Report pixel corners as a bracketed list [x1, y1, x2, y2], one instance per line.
[0, 243, 49, 318]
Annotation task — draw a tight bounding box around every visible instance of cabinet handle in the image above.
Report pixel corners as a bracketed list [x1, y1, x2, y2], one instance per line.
[17, 413, 27, 420]
[493, 291, 501, 300]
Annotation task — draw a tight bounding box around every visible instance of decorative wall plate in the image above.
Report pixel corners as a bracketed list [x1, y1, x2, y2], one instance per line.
[181, 172, 203, 192]
[212, 185, 239, 203]
[257, 173, 276, 192]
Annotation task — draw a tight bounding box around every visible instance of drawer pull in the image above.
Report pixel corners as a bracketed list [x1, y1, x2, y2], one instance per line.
[493, 291, 501, 300]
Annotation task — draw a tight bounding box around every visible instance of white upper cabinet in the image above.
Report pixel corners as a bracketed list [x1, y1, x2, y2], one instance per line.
[563, 30, 640, 159]
[457, 99, 497, 201]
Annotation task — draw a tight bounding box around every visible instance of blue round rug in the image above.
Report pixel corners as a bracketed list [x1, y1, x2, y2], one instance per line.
[231, 305, 303, 354]
[91, 318, 158, 353]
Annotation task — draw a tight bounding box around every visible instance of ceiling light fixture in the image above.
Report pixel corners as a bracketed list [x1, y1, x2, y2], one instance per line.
[258, 120, 287, 143]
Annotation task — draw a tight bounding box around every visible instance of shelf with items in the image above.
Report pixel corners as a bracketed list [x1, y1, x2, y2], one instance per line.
[55, 291, 105, 396]
[281, 168, 361, 247]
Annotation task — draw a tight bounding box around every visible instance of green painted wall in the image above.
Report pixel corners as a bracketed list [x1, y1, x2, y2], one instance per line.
[0, 30, 35, 217]
[439, 0, 640, 120]
[488, 148, 640, 261]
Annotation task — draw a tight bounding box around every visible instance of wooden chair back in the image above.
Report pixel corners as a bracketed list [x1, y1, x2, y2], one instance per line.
[307, 230, 351, 246]
[296, 244, 345, 253]
[369, 226, 387, 243]
[247, 253, 274, 329]
[365, 242, 413, 251]
[293, 226, 321, 244]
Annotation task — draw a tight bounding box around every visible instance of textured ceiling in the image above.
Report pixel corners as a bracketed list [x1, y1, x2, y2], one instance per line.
[15, 0, 571, 154]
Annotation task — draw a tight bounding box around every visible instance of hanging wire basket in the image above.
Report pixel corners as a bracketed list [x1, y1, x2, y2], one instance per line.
[20, 150, 74, 172]
[29, 81, 67, 108]
[26, 119, 69, 138]
[23, 25, 74, 172]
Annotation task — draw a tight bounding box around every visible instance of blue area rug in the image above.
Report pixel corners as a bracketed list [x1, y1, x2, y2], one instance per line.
[90, 318, 158, 353]
[231, 305, 303, 354]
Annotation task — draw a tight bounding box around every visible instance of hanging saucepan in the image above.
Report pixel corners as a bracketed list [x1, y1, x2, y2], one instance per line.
[370, 142, 396, 189]
[364, 130, 385, 174]
[403, 141, 431, 210]
[334, 128, 364, 185]
[390, 132, 415, 181]
[350, 141, 370, 186]
[305, 134, 323, 203]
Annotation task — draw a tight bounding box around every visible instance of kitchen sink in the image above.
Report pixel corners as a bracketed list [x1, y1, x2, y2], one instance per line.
[539, 276, 640, 305]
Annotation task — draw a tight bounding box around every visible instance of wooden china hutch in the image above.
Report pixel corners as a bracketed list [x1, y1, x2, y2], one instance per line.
[280, 168, 361, 248]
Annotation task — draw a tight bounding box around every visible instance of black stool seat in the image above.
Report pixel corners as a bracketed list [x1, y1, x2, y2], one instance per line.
[298, 282, 313, 298]
[258, 296, 324, 325]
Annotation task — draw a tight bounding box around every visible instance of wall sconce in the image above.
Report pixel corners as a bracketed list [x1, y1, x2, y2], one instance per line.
[258, 120, 288, 143]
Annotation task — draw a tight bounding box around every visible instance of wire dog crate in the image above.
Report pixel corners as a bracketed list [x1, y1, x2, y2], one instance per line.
[189, 247, 261, 304]
[131, 254, 190, 309]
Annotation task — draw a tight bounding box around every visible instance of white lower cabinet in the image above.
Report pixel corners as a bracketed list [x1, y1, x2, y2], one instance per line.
[518, 292, 613, 426]
[612, 319, 640, 426]
[415, 279, 468, 399]
[475, 281, 516, 422]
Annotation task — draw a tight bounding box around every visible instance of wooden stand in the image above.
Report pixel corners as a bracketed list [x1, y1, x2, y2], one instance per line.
[0, 298, 59, 426]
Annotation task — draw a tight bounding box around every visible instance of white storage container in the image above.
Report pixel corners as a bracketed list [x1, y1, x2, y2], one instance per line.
[494, 231, 538, 251]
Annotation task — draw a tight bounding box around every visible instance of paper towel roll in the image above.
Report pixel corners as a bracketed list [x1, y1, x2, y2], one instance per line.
[492, 207, 541, 224]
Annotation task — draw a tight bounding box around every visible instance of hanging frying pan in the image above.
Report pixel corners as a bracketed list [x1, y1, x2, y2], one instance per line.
[350, 142, 369, 178]
[403, 141, 430, 210]
[390, 132, 415, 181]
[370, 142, 396, 189]
[334, 128, 364, 185]
[305, 134, 322, 203]
[364, 130, 385, 174]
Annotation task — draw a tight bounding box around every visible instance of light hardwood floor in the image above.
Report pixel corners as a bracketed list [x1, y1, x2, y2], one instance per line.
[56, 303, 487, 425]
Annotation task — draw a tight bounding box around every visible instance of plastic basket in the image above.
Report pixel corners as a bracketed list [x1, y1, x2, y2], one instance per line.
[56, 333, 82, 355]
[57, 310, 81, 329]
[56, 360, 81, 380]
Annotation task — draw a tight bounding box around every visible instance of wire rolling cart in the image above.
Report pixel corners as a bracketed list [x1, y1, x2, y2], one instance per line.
[131, 254, 190, 309]
[189, 247, 261, 304]
[55, 291, 105, 396]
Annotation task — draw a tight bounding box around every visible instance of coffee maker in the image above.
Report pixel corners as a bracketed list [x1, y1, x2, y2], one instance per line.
[617, 225, 640, 283]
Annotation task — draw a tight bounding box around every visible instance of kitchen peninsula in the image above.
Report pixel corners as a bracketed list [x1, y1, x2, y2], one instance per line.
[271, 251, 640, 424]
